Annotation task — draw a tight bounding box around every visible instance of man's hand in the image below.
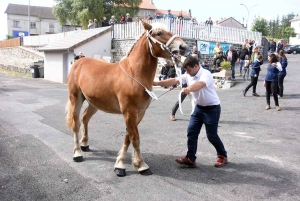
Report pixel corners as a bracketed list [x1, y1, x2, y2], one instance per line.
[181, 87, 190, 95]
[153, 81, 159, 86]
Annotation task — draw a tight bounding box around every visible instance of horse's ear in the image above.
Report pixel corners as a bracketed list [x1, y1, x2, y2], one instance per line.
[141, 19, 152, 31]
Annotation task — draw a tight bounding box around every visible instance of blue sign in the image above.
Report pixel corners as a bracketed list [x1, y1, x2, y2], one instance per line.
[12, 30, 28, 38]
[198, 41, 232, 55]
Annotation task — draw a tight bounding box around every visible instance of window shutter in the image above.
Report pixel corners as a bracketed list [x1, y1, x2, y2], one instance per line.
[44, 22, 49, 32]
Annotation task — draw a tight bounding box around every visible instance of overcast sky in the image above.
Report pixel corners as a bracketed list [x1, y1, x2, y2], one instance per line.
[1, 0, 300, 40]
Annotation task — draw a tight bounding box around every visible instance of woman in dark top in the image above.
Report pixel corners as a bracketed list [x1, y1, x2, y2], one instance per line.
[264, 54, 283, 111]
[243, 55, 263, 97]
[277, 50, 288, 98]
[238, 44, 249, 76]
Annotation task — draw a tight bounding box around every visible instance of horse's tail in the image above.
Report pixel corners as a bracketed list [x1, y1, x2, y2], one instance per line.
[65, 99, 73, 130]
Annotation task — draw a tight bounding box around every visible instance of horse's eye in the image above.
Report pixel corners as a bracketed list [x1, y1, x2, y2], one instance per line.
[156, 31, 162, 36]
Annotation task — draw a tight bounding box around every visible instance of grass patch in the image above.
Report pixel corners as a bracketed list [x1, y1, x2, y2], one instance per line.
[0, 68, 31, 78]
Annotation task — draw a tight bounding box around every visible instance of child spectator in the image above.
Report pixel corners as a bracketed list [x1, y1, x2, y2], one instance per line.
[243, 55, 250, 81]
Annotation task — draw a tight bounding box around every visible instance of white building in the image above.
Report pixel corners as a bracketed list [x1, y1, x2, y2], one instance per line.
[4, 3, 62, 38]
[38, 27, 112, 84]
[289, 15, 300, 45]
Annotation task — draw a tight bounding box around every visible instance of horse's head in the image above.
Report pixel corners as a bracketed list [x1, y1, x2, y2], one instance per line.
[141, 20, 188, 60]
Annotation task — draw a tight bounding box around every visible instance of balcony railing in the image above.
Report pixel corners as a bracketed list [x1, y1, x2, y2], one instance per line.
[112, 19, 262, 46]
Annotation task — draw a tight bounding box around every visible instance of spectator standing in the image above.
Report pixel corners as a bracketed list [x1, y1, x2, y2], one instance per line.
[187, 46, 202, 62]
[158, 61, 170, 81]
[277, 39, 283, 53]
[74, 52, 85, 61]
[213, 47, 226, 69]
[264, 54, 283, 111]
[153, 56, 228, 168]
[102, 17, 109, 27]
[205, 17, 213, 32]
[277, 50, 288, 98]
[155, 13, 160, 19]
[238, 44, 249, 76]
[88, 19, 94, 29]
[243, 55, 263, 97]
[268, 39, 276, 54]
[225, 45, 238, 80]
[125, 13, 133, 23]
[93, 19, 99, 28]
[213, 42, 221, 58]
[163, 9, 174, 21]
[242, 55, 251, 81]
[146, 15, 153, 20]
[120, 15, 125, 24]
[109, 15, 118, 26]
[250, 46, 262, 64]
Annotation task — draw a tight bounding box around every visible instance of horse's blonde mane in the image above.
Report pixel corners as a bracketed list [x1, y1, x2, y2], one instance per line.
[126, 23, 168, 57]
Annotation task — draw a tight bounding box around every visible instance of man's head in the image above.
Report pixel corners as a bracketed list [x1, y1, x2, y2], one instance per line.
[229, 45, 233, 51]
[94, 19, 97, 22]
[126, 13, 130, 17]
[216, 42, 220, 46]
[168, 9, 171, 13]
[103, 16, 107, 20]
[191, 53, 198, 60]
[111, 15, 115, 19]
[202, 61, 208, 66]
[193, 46, 198, 52]
[183, 56, 200, 76]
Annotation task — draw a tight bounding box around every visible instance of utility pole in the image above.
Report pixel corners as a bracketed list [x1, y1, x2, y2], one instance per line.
[28, 0, 30, 36]
[240, 4, 257, 31]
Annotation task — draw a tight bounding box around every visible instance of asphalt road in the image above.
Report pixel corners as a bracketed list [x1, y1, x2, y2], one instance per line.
[0, 54, 300, 201]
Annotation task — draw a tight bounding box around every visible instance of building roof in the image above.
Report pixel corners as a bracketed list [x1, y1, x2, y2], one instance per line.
[38, 27, 112, 52]
[219, 17, 244, 26]
[4, 3, 56, 19]
[291, 15, 300, 22]
[155, 9, 190, 18]
[139, 0, 156, 10]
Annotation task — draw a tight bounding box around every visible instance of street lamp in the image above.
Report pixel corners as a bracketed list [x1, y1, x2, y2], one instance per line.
[240, 3, 257, 30]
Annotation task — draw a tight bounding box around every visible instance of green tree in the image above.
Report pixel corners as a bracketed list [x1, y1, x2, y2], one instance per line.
[53, 0, 142, 29]
[281, 27, 296, 42]
[251, 16, 268, 36]
[5, 34, 13, 40]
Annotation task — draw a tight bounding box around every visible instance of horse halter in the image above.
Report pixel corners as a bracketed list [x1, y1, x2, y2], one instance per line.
[146, 29, 178, 58]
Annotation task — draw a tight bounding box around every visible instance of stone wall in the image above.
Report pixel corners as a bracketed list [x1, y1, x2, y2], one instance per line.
[0, 47, 44, 75]
[111, 38, 264, 71]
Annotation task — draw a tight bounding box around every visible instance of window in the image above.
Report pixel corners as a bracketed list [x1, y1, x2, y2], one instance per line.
[144, 11, 151, 17]
[13, 20, 20, 27]
[30, 22, 36, 29]
[49, 22, 55, 33]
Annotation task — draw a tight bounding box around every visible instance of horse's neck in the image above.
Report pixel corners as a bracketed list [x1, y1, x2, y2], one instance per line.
[126, 35, 158, 86]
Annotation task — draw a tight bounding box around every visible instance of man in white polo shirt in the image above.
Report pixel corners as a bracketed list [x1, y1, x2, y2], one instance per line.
[153, 56, 228, 168]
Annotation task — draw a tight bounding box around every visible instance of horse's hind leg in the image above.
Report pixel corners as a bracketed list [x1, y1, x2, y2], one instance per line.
[66, 92, 84, 162]
[80, 103, 98, 152]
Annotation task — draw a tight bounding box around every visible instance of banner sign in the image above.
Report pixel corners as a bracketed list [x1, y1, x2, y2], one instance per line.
[197, 41, 231, 55]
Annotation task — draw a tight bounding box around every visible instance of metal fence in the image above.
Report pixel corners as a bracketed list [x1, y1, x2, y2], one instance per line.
[112, 19, 262, 46]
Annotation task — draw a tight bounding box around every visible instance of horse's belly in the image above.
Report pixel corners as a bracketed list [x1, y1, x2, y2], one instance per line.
[85, 95, 121, 114]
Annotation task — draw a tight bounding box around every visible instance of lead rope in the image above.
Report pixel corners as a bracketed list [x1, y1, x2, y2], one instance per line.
[171, 57, 195, 116]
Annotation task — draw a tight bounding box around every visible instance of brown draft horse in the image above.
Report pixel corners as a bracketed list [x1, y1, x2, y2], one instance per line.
[66, 20, 188, 177]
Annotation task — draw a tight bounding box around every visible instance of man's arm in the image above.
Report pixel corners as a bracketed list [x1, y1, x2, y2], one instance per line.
[182, 81, 206, 94]
[153, 78, 180, 87]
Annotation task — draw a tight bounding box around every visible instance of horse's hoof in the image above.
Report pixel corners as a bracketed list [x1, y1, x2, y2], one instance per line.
[114, 168, 126, 177]
[73, 156, 83, 162]
[139, 168, 153, 176]
[81, 145, 90, 152]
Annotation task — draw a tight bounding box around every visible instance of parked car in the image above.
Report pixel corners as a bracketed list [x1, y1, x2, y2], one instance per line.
[284, 45, 300, 54]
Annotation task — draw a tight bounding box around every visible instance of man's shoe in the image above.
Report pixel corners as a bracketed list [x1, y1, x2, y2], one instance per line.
[265, 105, 271, 110]
[175, 156, 196, 167]
[242, 89, 246, 97]
[252, 93, 260, 97]
[214, 155, 228, 167]
[170, 115, 176, 121]
[276, 106, 281, 111]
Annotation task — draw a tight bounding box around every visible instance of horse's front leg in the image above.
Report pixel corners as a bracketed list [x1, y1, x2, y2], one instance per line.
[114, 132, 130, 177]
[126, 110, 152, 176]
